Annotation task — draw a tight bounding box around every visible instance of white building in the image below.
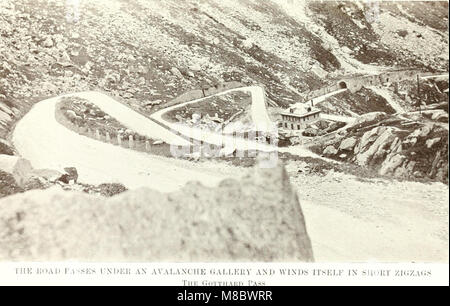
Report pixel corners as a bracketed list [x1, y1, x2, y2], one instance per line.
[279, 104, 321, 130]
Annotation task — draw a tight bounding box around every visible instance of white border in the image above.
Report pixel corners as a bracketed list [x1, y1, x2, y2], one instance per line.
[1, 262, 448, 286]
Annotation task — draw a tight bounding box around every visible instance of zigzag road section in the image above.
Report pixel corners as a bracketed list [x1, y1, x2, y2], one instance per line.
[151, 85, 331, 160]
[12, 92, 235, 192]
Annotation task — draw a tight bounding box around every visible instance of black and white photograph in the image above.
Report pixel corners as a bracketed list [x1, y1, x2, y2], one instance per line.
[0, 0, 448, 287]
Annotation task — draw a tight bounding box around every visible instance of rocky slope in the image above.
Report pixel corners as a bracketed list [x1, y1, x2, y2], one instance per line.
[1, 0, 448, 137]
[0, 153, 128, 199]
[0, 163, 313, 262]
[314, 111, 449, 183]
[0, 0, 448, 187]
[307, 0, 448, 70]
[317, 87, 397, 116]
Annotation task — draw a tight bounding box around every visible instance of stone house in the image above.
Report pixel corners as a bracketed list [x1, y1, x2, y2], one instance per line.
[279, 105, 321, 130]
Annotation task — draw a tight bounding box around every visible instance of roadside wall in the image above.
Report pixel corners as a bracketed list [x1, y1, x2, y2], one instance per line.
[306, 70, 447, 101]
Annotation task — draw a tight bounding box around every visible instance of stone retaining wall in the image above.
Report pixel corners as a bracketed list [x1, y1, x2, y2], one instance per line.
[306, 70, 447, 100]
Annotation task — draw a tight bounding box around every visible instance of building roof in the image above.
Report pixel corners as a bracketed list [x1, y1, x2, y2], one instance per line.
[280, 104, 321, 118]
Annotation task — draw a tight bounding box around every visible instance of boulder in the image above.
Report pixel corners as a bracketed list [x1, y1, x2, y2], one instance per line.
[242, 37, 254, 49]
[435, 167, 447, 182]
[0, 155, 33, 186]
[64, 167, 78, 183]
[341, 46, 352, 54]
[57, 167, 78, 184]
[311, 64, 328, 79]
[66, 110, 77, 118]
[64, 70, 74, 78]
[42, 37, 53, 48]
[60, 51, 71, 64]
[389, 137, 400, 151]
[0, 164, 314, 262]
[423, 125, 435, 137]
[189, 64, 202, 72]
[23, 176, 52, 191]
[415, 124, 433, 138]
[289, 136, 303, 145]
[323, 145, 338, 155]
[431, 151, 442, 172]
[212, 37, 220, 45]
[413, 171, 424, 178]
[431, 110, 448, 121]
[394, 164, 409, 178]
[379, 154, 405, 176]
[355, 126, 386, 154]
[404, 137, 417, 146]
[405, 161, 416, 173]
[339, 137, 357, 151]
[191, 113, 201, 122]
[170, 67, 183, 79]
[356, 128, 396, 166]
[31, 169, 63, 182]
[353, 112, 387, 126]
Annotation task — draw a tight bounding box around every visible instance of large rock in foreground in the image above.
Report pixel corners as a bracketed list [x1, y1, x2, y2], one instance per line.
[0, 164, 314, 262]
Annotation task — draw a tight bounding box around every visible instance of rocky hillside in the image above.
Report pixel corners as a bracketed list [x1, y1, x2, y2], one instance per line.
[314, 111, 449, 183]
[0, 0, 448, 188]
[307, 1, 448, 69]
[1, 0, 448, 138]
[317, 87, 397, 116]
[0, 154, 128, 199]
[0, 163, 313, 262]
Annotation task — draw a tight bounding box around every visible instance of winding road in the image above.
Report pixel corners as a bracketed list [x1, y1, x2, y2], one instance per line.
[12, 85, 343, 190]
[152, 86, 273, 133]
[151, 85, 331, 160]
[151, 86, 279, 153]
[10, 87, 448, 263]
[12, 92, 233, 191]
